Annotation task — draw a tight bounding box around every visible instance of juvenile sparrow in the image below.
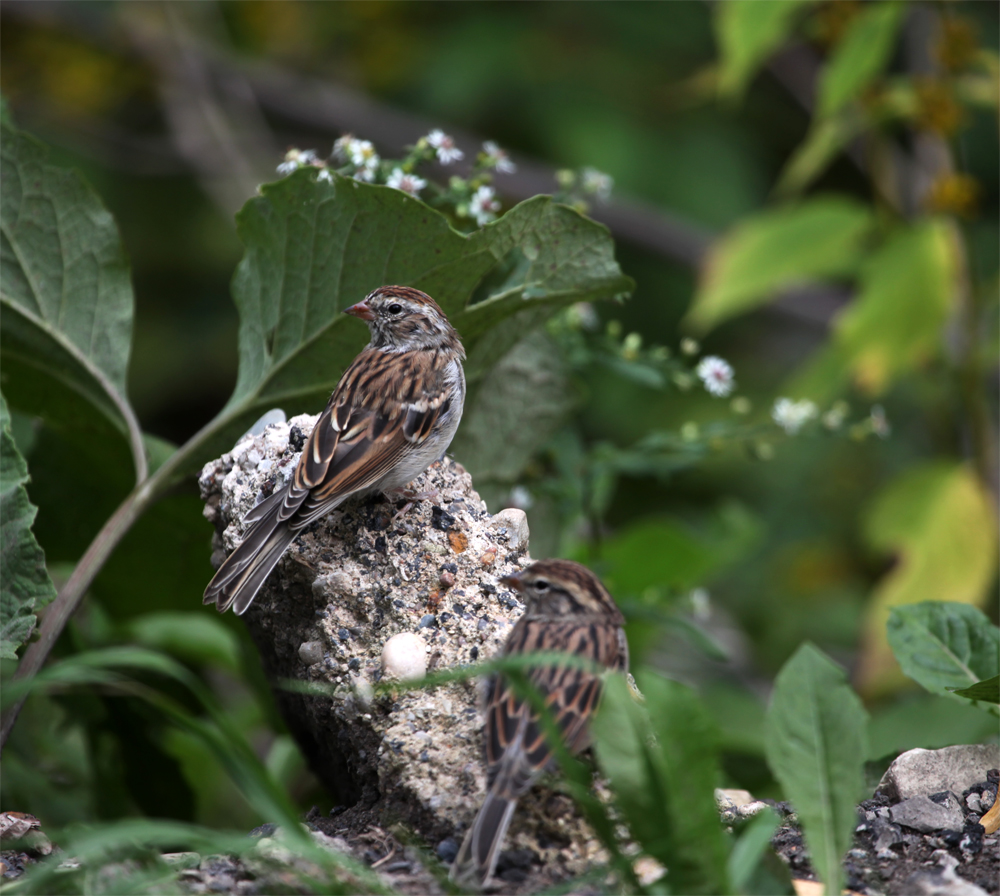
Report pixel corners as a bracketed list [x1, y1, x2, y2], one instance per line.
[451, 559, 628, 888]
[204, 286, 466, 615]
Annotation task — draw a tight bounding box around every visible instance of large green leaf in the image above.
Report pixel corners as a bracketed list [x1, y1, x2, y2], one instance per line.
[169, 170, 633, 482]
[0, 121, 144, 481]
[817, 2, 905, 118]
[765, 643, 868, 896]
[857, 463, 997, 696]
[593, 671, 729, 895]
[887, 602, 1000, 700]
[685, 197, 872, 333]
[0, 393, 56, 659]
[451, 329, 573, 504]
[715, 0, 816, 99]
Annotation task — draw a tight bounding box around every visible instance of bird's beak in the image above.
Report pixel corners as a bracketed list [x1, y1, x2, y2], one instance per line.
[499, 571, 524, 592]
[344, 301, 375, 321]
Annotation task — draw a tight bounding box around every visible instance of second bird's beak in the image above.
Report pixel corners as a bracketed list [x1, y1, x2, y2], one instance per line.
[344, 301, 375, 321]
[499, 571, 524, 591]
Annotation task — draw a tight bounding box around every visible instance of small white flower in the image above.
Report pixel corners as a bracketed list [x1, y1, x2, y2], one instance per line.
[386, 167, 427, 198]
[482, 140, 516, 173]
[276, 147, 318, 176]
[772, 398, 818, 435]
[347, 139, 377, 167]
[569, 301, 599, 331]
[332, 135, 354, 161]
[822, 400, 849, 430]
[581, 167, 613, 201]
[870, 405, 890, 438]
[427, 129, 464, 165]
[696, 356, 735, 397]
[469, 185, 500, 226]
[316, 168, 334, 184]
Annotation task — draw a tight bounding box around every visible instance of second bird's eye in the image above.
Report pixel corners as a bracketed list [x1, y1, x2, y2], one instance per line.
[534, 579, 550, 592]
[388, 303, 403, 315]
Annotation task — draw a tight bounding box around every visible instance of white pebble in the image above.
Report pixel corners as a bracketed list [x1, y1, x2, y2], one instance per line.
[381, 632, 427, 682]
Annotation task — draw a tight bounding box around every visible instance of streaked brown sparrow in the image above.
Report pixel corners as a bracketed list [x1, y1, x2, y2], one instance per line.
[451, 559, 629, 888]
[204, 286, 466, 615]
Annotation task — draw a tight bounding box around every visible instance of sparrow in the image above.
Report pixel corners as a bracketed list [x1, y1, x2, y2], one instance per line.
[204, 286, 466, 615]
[451, 559, 629, 888]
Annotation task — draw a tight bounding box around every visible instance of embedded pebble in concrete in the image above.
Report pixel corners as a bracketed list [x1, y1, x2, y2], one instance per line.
[199, 415, 605, 885]
[381, 632, 427, 681]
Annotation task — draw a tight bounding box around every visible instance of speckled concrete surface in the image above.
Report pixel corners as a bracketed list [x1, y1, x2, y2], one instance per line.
[199, 415, 607, 888]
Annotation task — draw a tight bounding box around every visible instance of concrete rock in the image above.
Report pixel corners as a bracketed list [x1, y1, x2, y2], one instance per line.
[199, 417, 602, 879]
[876, 745, 1000, 802]
[889, 793, 965, 833]
[491, 508, 530, 553]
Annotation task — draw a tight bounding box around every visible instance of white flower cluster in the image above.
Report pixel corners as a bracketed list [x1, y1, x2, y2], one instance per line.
[772, 398, 818, 434]
[695, 356, 735, 397]
[333, 136, 380, 182]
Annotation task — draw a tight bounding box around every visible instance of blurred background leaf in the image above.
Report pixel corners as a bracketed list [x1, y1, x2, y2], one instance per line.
[857, 464, 998, 696]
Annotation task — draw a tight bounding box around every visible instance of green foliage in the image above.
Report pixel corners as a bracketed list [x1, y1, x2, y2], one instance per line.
[951, 675, 1000, 705]
[715, 0, 816, 99]
[184, 170, 633, 480]
[686, 198, 872, 332]
[817, 2, 906, 118]
[765, 643, 868, 896]
[856, 463, 998, 696]
[0, 119, 144, 479]
[0, 393, 56, 658]
[593, 672, 729, 895]
[833, 219, 958, 395]
[887, 601, 1000, 708]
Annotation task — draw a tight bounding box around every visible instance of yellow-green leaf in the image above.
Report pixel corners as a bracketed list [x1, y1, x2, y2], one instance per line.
[835, 219, 957, 394]
[686, 198, 872, 333]
[857, 463, 999, 697]
[715, 0, 816, 99]
[817, 1, 905, 118]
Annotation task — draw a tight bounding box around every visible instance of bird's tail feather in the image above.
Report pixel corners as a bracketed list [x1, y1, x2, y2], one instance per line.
[203, 494, 296, 615]
[450, 788, 518, 889]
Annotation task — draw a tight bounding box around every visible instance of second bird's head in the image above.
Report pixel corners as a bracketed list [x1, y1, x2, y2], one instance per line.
[345, 286, 465, 357]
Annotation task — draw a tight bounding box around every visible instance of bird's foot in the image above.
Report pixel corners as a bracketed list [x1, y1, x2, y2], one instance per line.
[386, 486, 441, 523]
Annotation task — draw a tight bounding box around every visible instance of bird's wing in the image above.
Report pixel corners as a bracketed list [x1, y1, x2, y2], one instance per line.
[484, 619, 622, 795]
[277, 348, 456, 529]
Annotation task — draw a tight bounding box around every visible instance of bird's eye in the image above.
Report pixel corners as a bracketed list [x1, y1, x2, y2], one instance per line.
[533, 579, 550, 592]
[387, 303, 404, 315]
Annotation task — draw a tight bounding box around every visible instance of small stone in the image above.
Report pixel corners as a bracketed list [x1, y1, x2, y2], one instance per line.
[967, 793, 983, 814]
[435, 838, 458, 863]
[492, 509, 529, 552]
[298, 641, 324, 665]
[431, 506, 457, 530]
[480, 549, 496, 567]
[418, 614, 437, 629]
[448, 531, 469, 553]
[381, 632, 427, 682]
[890, 793, 965, 833]
[876, 745, 1000, 801]
[715, 788, 755, 809]
[439, 571, 455, 590]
